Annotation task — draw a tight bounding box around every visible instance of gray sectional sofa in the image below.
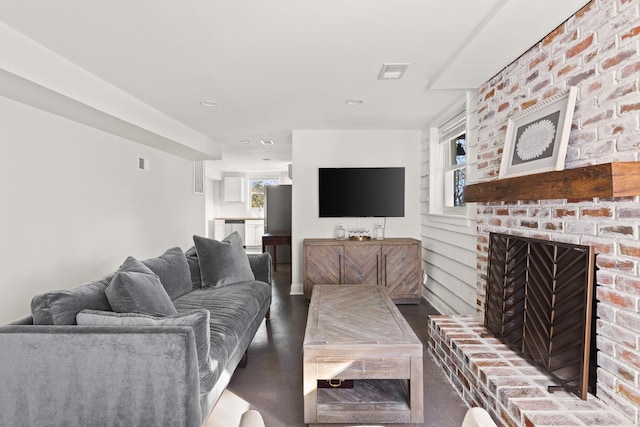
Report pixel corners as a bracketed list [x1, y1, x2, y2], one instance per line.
[0, 232, 271, 427]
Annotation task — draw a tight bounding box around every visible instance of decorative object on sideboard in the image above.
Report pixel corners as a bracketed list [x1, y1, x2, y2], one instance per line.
[499, 87, 577, 178]
[348, 228, 371, 241]
[374, 222, 384, 240]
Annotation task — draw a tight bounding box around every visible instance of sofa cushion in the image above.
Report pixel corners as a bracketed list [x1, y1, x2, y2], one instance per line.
[193, 233, 255, 288]
[76, 308, 217, 392]
[173, 281, 271, 363]
[105, 257, 177, 316]
[30, 277, 112, 325]
[184, 246, 202, 290]
[142, 247, 192, 300]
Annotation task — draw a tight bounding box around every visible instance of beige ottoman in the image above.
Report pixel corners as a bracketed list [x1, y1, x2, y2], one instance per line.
[461, 407, 497, 427]
[239, 409, 265, 427]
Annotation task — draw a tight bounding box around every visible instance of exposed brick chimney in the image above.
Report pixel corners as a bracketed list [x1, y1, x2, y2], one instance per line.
[473, 0, 640, 423]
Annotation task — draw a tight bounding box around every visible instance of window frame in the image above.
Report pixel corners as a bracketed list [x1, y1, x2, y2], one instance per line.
[428, 107, 471, 219]
[443, 129, 467, 213]
[247, 175, 279, 213]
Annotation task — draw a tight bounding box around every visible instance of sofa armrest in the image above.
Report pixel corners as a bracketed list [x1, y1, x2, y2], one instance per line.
[0, 325, 202, 427]
[248, 252, 272, 284]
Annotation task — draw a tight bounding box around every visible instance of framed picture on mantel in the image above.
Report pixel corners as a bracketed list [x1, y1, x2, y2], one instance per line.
[499, 87, 577, 178]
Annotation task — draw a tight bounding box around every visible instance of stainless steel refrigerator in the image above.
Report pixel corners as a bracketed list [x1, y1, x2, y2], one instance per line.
[265, 185, 291, 232]
[264, 184, 292, 262]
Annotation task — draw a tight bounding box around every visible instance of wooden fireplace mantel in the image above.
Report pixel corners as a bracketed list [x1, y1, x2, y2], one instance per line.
[464, 162, 640, 203]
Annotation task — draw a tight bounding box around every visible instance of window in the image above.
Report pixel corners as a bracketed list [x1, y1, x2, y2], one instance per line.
[444, 133, 466, 208]
[429, 109, 469, 217]
[249, 178, 278, 210]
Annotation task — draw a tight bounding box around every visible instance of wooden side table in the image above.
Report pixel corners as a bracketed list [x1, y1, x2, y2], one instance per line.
[261, 231, 291, 272]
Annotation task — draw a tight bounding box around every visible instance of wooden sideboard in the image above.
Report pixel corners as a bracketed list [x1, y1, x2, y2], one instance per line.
[302, 238, 422, 303]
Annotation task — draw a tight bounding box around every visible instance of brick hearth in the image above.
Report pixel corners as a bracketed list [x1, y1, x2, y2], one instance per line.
[428, 315, 634, 427]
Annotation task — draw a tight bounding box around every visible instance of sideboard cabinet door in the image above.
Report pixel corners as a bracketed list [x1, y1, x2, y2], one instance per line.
[303, 243, 343, 297]
[382, 242, 421, 303]
[344, 244, 381, 285]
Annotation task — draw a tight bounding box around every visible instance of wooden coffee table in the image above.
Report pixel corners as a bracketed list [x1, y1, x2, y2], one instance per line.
[303, 285, 423, 426]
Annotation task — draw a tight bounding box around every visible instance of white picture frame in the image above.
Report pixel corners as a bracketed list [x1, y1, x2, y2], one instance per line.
[499, 87, 578, 178]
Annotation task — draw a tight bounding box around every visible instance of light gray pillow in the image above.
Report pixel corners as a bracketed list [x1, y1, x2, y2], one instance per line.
[76, 309, 216, 392]
[31, 276, 112, 325]
[105, 256, 177, 316]
[193, 233, 255, 287]
[142, 247, 192, 300]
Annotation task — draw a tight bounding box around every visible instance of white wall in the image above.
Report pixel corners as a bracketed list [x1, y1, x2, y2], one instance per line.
[0, 96, 205, 324]
[291, 130, 422, 293]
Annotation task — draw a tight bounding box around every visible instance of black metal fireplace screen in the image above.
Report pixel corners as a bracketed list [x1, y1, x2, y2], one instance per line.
[485, 232, 596, 399]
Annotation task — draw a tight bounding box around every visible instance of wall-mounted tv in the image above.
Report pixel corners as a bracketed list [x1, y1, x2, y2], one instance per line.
[318, 167, 405, 217]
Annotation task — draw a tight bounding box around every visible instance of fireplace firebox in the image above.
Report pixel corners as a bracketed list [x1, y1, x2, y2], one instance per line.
[484, 232, 596, 399]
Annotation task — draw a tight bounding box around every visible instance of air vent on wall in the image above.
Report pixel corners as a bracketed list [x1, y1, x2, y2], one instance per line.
[193, 161, 204, 195]
[137, 157, 149, 171]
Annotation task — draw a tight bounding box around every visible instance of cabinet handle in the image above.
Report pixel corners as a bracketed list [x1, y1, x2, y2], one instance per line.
[339, 254, 342, 284]
[384, 254, 387, 285]
[376, 254, 379, 284]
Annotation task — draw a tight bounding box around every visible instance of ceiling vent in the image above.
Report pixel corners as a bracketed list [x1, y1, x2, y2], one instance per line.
[378, 63, 410, 80]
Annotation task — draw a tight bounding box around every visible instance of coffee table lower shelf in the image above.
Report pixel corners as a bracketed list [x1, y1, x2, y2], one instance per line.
[315, 379, 412, 424]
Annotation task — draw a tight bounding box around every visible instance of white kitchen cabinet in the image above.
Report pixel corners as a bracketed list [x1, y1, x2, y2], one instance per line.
[214, 220, 226, 240]
[223, 177, 245, 202]
[245, 220, 264, 247]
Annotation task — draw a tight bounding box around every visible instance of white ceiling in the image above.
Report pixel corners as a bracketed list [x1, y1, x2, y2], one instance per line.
[0, 0, 588, 174]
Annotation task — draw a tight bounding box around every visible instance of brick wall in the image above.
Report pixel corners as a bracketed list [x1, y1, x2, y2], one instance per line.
[474, 0, 640, 422]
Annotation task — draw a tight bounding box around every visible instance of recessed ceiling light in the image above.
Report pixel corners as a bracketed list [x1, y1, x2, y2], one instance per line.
[263, 158, 270, 161]
[200, 100, 218, 107]
[345, 98, 364, 105]
[260, 139, 275, 145]
[378, 63, 410, 80]
[239, 140, 251, 144]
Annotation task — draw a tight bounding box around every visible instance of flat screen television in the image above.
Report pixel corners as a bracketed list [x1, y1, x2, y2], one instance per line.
[318, 167, 405, 217]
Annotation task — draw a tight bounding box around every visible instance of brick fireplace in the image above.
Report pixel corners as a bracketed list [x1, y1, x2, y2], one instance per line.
[430, 1, 640, 425]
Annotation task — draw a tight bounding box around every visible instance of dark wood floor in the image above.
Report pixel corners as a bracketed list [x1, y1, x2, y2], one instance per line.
[227, 264, 469, 427]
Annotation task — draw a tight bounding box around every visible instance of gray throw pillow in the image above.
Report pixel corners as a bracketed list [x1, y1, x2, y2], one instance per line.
[185, 246, 202, 290]
[31, 276, 112, 325]
[76, 309, 216, 392]
[142, 247, 192, 300]
[105, 256, 177, 316]
[193, 233, 255, 288]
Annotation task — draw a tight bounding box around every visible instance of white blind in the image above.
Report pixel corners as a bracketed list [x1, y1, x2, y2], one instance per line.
[440, 112, 466, 143]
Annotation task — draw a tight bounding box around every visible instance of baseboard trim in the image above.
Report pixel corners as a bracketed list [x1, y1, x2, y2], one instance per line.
[289, 283, 303, 295]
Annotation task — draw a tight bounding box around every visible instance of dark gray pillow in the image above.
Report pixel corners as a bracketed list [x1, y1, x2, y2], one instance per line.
[31, 277, 112, 325]
[76, 308, 216, 392]
[184, 246, 202, 290]
[193, 233, 255, 288]
[142, 247, 192, 300]
[105, 257, 177, 316]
